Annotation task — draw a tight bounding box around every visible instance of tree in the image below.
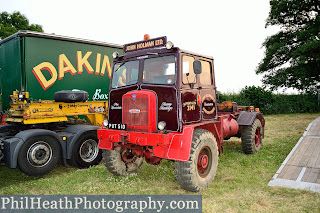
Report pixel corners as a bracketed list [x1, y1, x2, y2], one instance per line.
[0, 11, 43, 39]
[257, 0, 320, 93]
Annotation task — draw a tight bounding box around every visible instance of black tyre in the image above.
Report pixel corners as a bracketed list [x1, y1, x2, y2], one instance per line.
[18, 136, 60, 176]
[54, 90, 88, 103]
[68, 133, 102, 168]
[174, 129, 219, 192]
[102, 146, 143, 176]
[241, 119, 262, 154]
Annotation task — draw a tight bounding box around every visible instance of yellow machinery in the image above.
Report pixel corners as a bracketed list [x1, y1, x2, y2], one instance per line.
[1, 90, 109, 177]
[6, 90, 108, 126]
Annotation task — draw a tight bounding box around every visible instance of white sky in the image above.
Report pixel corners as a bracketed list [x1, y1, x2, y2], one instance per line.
[1, 0, 280, 93]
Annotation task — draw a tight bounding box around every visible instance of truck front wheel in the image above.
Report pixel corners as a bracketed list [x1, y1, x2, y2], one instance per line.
[174, 129, 219, 192]
[102, 147, 143, 176]
[68, 133, 102, 168]
[241, 119, 262, 154]
[18, 136, 60, 176]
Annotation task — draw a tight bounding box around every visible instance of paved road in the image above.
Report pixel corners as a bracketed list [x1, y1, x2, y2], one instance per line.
[268, 117, 320, 193]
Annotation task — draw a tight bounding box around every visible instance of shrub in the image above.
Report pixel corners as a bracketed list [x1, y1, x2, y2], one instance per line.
[218, 86, 320, 115]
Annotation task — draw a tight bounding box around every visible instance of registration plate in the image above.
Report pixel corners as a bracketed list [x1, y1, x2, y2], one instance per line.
[108, 123, 127, 130]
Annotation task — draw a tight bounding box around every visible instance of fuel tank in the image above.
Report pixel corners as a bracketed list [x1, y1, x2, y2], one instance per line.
[222, 117, 239, 139]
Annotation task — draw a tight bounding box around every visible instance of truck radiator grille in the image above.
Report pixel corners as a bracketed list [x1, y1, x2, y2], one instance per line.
[122, 91, 156, 133]
[123, 96, 148, 127]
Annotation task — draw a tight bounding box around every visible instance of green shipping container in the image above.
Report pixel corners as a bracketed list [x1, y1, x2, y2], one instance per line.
[0, 31, 123, 111]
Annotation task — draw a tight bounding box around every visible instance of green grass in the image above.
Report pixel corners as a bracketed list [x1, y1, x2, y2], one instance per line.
[1, 113, 320, 212]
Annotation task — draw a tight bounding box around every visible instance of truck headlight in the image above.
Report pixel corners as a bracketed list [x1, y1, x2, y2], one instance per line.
[166, 41, 174, 50]
[103, 119, 109, 128]
[158, 121, 166, 131]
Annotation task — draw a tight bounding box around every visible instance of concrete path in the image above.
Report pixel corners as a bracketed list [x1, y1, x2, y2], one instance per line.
[268, 117, 320, 193]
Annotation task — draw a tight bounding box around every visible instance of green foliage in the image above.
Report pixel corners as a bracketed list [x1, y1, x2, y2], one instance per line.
[218, 86, 320, 114]
[257, 0, 320, 93]
[0, 11, 43, 39]
[239, 86, 273, 109]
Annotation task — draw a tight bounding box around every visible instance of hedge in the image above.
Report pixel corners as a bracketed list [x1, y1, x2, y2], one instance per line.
[218, 86, 320, 115]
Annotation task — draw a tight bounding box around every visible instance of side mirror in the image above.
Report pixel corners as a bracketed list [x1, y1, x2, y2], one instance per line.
[193, 60, 202, 75]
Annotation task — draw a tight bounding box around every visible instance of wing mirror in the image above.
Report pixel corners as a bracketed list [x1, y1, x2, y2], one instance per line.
[193, 60, 202, 75]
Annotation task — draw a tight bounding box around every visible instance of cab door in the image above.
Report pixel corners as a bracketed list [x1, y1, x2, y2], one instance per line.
[198, 59, 217, 120]
[180, 55, 201, 124]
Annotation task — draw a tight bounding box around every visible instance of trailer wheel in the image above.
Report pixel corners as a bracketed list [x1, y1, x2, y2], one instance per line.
[18, 136, 60, 176]
[241, 119, 262, 154]
[102, 147, 143, 176]
[68, 133, 102, 168]
[54, 90, 88, 103]
[174, 129, 219, 192]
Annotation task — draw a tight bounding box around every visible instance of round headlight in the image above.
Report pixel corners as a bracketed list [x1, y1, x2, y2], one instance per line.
[103, 119, 109, 127]
[158, 121, 166, 131]
[112, 51, 119, 59]
[166, 41, 174, 50]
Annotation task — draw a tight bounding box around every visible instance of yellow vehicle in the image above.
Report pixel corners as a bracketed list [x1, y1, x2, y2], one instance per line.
[1, 90, 108, 176]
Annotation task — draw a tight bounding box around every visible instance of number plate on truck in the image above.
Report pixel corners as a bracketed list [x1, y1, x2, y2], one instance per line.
[108, 123, 127, 130]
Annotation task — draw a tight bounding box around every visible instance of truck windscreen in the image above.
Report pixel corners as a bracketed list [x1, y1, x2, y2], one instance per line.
[143, 55, 176, 85]
[112, 60, 139, 88]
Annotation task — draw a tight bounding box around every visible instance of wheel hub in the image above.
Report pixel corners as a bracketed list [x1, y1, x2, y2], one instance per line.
[79, 139, 99, 163]
[197, 147, 212, 177]
[200, 154, 209, 168]
[121, 147, 135, 163]
[27, 142, 52, 167]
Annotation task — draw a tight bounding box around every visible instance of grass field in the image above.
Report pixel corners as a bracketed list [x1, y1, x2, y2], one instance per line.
[1, 113, 320, 212]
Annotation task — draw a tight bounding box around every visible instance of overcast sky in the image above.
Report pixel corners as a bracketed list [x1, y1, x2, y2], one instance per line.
[1, 0, 280, 93]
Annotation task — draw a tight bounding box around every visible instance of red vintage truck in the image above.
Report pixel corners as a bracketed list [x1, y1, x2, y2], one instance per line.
[98, 35, 265, 192]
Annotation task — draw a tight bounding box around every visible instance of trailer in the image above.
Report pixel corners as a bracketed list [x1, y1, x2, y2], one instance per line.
[0, 31, 122, 112]
[0, 31, 122, 176]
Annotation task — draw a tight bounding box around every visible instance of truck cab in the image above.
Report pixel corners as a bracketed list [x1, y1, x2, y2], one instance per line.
[98, 35, 264, 192]
[108, 36, 216, 134]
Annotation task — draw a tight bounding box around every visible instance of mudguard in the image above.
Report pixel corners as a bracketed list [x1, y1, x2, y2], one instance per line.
[63, 125, 99, 159]
[237, 111, 261, 126]
[237, 111, 265, 137]
[3, 129, 64, 168]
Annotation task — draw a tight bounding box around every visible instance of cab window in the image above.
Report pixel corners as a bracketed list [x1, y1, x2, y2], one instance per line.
[143, 55, 176, 85]
[112, 60, 139, 88]
[199, 60, 212, 86]
[182, 55, 196, 84]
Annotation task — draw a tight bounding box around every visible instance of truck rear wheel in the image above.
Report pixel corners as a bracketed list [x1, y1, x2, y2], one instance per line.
[102, 147, 143, 176]
[174, 129, 219, 192]
[68, 133, 102, 168]
[18, 136, 60, 176]
[241, 119, 262, 154]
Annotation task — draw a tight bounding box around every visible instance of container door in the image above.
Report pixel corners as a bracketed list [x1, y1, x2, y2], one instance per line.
[0, 38, 23, 111]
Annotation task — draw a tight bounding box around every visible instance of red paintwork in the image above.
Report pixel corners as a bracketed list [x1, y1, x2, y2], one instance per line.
[255, 128, 261, 147]
[119, 143, 162, 165]
[196, 119, 224, 153]
[98, 126, 194, 162]
[0, 115, 7, 125]
[222, 116, 239, 139]
[197, 147, 210, 177]
[121, 147, 136, 162]
[122, 90, 157, 133]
